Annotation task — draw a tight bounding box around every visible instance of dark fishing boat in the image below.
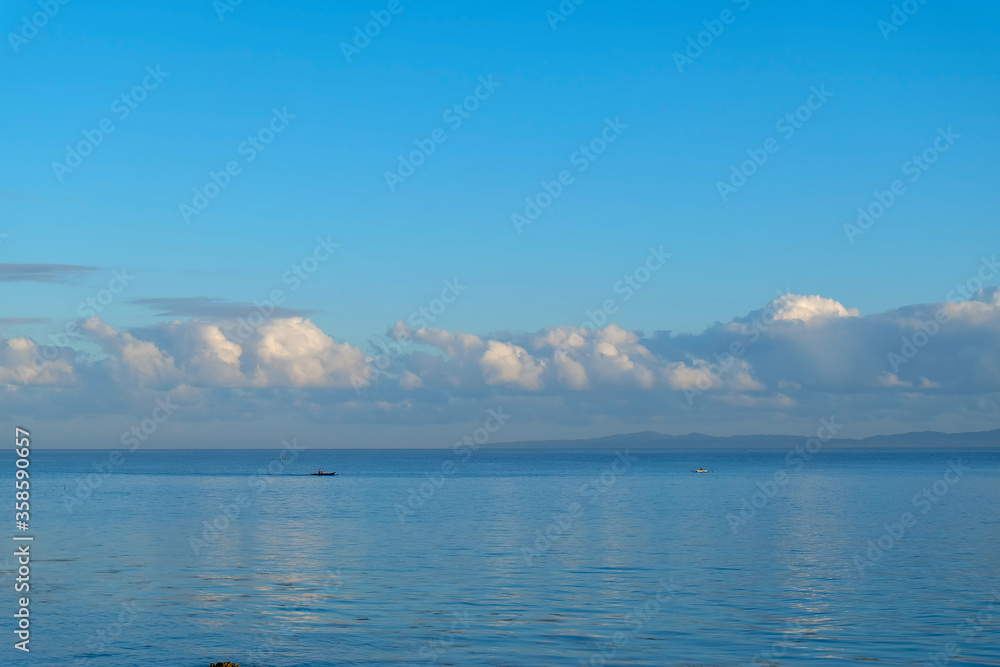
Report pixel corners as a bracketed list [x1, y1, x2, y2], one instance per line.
[310, 469, 337, 476]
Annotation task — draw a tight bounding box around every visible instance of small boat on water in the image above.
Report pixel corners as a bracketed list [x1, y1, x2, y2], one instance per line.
[310, 469, 337, 476]
[692, 468, 710, 473]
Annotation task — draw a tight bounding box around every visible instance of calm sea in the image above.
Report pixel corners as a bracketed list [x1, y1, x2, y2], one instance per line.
[5, 447, 1000, 666]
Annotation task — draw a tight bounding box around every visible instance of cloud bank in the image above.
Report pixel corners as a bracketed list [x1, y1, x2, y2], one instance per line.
[4, 291, 1000, 443]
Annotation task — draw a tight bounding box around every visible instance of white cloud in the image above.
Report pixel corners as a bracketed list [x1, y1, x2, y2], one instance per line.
[246, 318, 369, 388]
[85, 317, 179, 386]
[480, 341, 545, 390]
[165, 322, 244, 386]
[0, 336, 74, 385]
[878, 372, 912, 388]
[973, 286, 1000, 307]
[5, 290, 1000, 437]
[763, 293, 860, 323]
[399, 370, 423, 390]
[82, 316, 369, 389]
[553, 349, 589, 390]
[534, 325, 661, 389]
[408, 326, 486, 358]
[661, 358, 763, 392]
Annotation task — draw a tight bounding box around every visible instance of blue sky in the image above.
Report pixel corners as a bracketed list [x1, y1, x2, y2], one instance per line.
[2, 0, 999, 446]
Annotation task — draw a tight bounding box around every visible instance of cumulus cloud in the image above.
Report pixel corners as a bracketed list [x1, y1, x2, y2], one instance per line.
[553, 349, 589, 390]
[770, 293, 860, 321]
[402, 325, 486, 359]
[734, 293, 860, 326]
[398, 370, 423, 390]
[84, 317, 180, 386]
[75, 316, 369, 389]
[534, 325, 657, 389]
[159, 321, 244, 386]
[5, 291, 1000, 438]
[973, 286, 1000, 308]
[0, 336, 75, 385]
[480, 341, 545, 390]
[662, 358, 763, 393]
[247, 317, 368, 388]
[381, 322, 766, 396]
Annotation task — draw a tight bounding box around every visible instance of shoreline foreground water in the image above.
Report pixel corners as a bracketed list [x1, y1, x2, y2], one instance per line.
[4, 447, 999, 665]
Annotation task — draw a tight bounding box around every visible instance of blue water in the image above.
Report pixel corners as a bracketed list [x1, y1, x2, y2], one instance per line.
[5, 447, 1000, 666]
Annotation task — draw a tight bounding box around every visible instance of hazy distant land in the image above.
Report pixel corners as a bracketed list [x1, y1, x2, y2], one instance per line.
[492, 428, 1000, 450]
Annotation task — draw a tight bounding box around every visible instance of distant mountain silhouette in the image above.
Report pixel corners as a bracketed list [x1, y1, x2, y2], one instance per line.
[495, 429, 1000, 449]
